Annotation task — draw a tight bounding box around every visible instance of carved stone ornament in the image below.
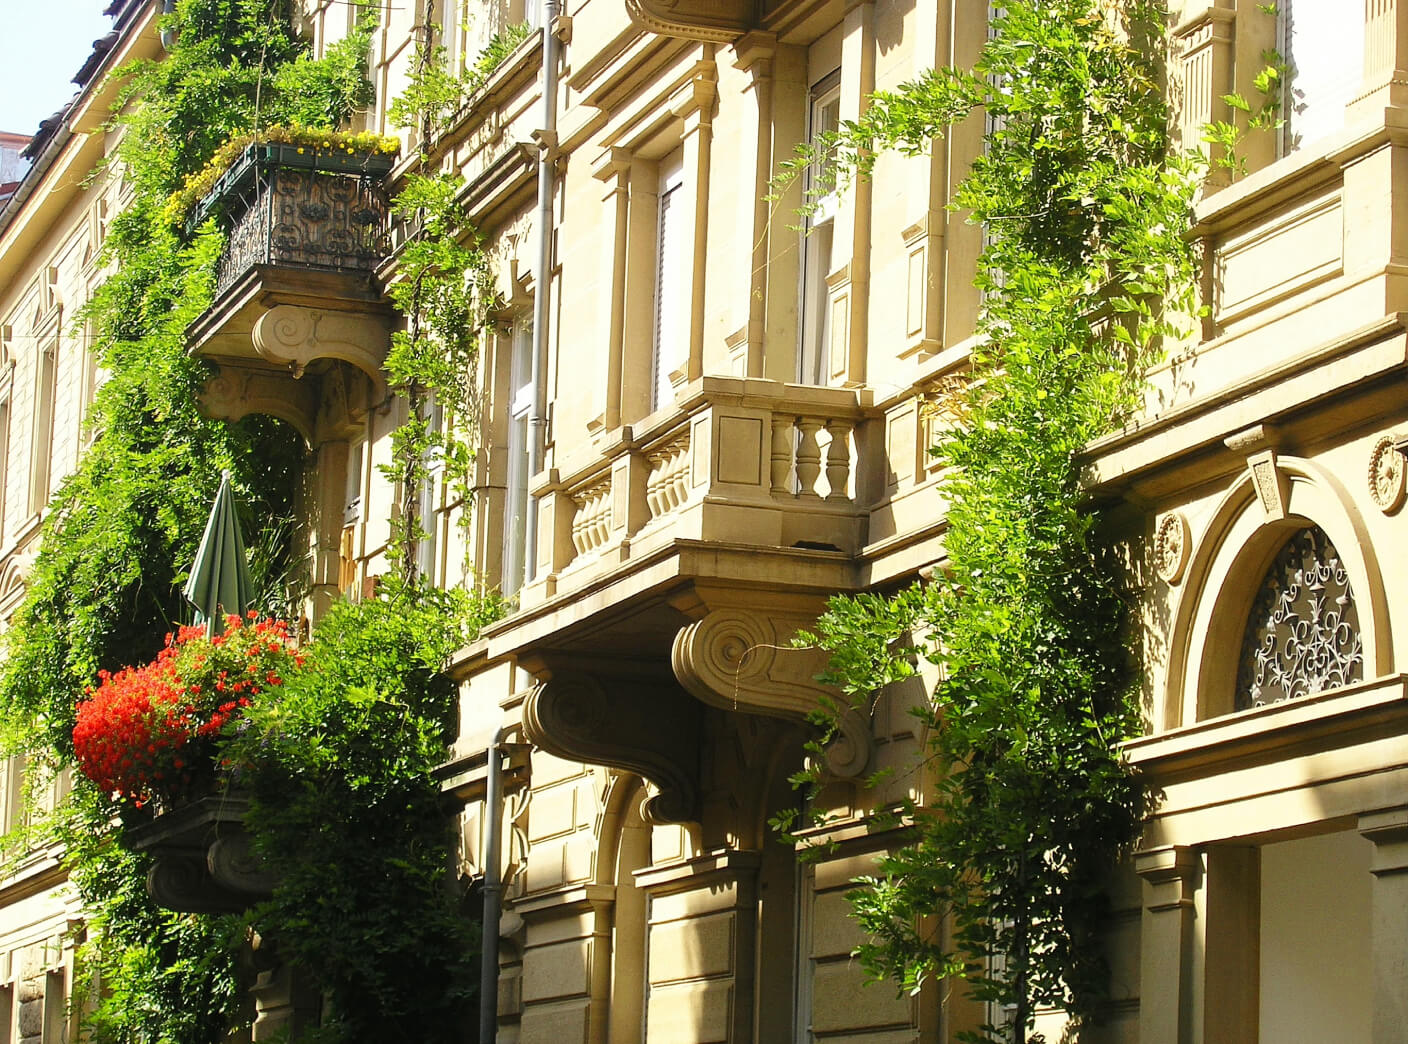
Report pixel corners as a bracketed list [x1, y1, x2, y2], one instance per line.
[1154, 511, 1191, 584]
[126, 793, 277, 914]
[672, 606, 873, 780]
[1368, 434, 1407, 513]
[623, 0, 750, 41]
[522, 672, 701, 825]
[252, 304, 389, 402]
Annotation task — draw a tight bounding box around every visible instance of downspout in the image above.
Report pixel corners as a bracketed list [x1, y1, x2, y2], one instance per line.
[523, 0, 560, 591]
[159, 0, 177, 51]
[478, 725, 508, 1043]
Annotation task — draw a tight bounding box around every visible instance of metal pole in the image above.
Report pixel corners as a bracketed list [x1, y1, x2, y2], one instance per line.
[478, 726, 507, 1043]
[522, 0, 560, 591]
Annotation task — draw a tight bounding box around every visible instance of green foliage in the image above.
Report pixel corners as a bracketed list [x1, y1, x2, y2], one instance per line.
[386, 22, 534, 142]
[227, 588, 488, 1043]
[790, 3, 1202, 1042]
[0, 2, 375, 1042]
[382, 38, 507, 584]
[57, 788, 248, 1044]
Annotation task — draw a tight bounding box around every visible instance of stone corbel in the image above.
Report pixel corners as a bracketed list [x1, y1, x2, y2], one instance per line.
[521, 668, 701, 825]
[671, 603, 873, 780]
[313, 363, 373, 445]
[669, 61, 719, 123]
[202, 362, 319, 443]
[624, 0, 751, 42]
[252, 304, 390, 404]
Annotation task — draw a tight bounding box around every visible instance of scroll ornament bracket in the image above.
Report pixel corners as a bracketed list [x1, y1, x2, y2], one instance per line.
[522, 673, 701, 826]
[671, 607, 874, 780]
[252, 304, 389, 405]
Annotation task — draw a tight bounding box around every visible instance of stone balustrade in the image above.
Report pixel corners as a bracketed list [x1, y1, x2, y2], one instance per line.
[527, 376, 872, 599]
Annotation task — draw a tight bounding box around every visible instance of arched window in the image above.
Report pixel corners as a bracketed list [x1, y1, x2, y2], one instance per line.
[1235, 525, 1363, 710]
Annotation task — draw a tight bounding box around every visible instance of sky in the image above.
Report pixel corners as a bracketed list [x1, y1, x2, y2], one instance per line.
[0, 1, 117, 138]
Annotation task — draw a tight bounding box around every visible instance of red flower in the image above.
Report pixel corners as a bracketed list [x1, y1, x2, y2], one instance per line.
[73, 615, 302, 804]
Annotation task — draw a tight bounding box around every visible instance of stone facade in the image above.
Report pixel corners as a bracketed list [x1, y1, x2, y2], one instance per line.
[0, 0, 1405, 1041]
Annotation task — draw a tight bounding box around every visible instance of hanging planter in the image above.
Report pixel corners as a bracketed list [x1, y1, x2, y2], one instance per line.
[73, 616, 303, 913]
[74, 615, 302, 810]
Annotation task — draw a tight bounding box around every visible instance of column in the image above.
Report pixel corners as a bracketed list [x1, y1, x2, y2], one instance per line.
[592, 148, 632, 432]
[672, 64, 718, 387]
[730, 32, 778, 379]
[828, 0, 875, 386]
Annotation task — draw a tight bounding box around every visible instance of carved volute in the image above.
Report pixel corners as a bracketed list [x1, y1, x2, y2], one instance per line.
[670, 596, 874, 780]
[521, 664, 702, 825]
[252, 304, 390, 403]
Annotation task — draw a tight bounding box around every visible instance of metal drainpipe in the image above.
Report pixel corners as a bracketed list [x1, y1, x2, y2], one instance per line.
[522, 0, 560, 591]
[478, 725, 507, 1043]
[159, 0, 177, 51]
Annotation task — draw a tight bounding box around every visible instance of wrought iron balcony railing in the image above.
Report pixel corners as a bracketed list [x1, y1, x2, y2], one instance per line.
[191, 143, 394, 299]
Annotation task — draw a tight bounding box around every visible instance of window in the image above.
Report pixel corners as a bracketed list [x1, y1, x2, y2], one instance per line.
[339, 438, 364, 595]
[798, 73, 840, 387]
[1235, 525, 1362, 710]
[651, 148, 685, 412]
[41, 967, 64, 1044]
[503, 317, 534, 597]
[1280, 0, 1364, 154]
[345, 438, 365, 526]
[416, 396, 444, 585]
[29, 340, 56, 516]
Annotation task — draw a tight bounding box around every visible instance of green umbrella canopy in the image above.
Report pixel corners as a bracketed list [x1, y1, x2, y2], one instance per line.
[183, 470, 255, 635]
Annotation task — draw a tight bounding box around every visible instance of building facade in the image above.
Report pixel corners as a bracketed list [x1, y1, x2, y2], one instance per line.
[0, 0, 1405, 1042]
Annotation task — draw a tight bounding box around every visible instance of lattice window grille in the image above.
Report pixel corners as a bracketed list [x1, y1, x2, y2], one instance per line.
[1236, 526, 1363, 710]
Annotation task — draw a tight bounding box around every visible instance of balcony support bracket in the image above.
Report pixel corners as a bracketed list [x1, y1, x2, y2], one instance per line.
[252, 304, 390, 405]
[671, 592, 873, 780]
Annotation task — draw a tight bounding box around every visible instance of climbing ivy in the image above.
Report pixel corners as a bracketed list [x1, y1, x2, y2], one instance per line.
[0, 2, 394, 1042]
[787, 3, 1203, 1042]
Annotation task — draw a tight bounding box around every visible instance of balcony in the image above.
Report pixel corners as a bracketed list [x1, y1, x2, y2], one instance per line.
[184, 141, 398, 617]
[192, 142, 394, 300]
[474, 379, 877, 824]
[185, 142, 396, 443]
[529, 376, 872, 603]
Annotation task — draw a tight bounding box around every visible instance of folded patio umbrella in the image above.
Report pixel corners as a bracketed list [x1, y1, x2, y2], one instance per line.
[183, 469, 255, 635]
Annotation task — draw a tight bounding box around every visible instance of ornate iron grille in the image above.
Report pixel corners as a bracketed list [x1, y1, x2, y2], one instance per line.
[1235, 525, 1363, 710]
[212, 153, 390, 297]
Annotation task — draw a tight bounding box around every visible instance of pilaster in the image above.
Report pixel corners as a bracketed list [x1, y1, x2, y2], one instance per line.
[1353, 0, 1408, 116]
[635, 849, 760, 1044]
[1359, 807, 1408, 1043]
[1135, 844, 1199, 1044]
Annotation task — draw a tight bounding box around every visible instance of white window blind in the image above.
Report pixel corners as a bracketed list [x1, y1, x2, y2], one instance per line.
[1283, 0, 1364, 153]
[799, 72, 841, 387]
[503, 318, 534, 596]
[652, 149, 685, 412]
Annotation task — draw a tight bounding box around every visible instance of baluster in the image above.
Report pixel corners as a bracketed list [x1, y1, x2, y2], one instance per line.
[592, 491, 608, 549]
[675, 443, 690, 507]
[796, 417, 824, 498]
[571, 503, 588, 555]
[770, 417, 793, 495]
[646, 461, 664, 519]
[671, 442, 689, 508]
[825, 420, 853, 502]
